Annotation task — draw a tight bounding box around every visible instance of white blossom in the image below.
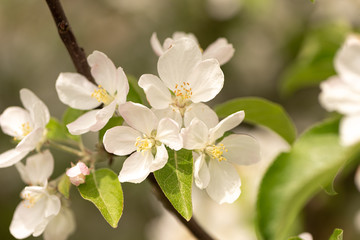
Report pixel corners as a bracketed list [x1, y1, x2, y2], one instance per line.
[43, 206, 76, 240]
[140, 37, 223, 127]
[151, 32, 235, 65]
[56, 50, 129, 135]
[319, 34, 360, 146]
[181, 111, 260, 204]
[10, 150, 61, 239]
[103, 102, 183, 183]
[0, 89, 49, 168]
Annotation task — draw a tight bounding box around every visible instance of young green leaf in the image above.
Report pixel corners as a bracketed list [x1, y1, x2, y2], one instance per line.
[256, 118, 360, 240]
[127, 75, 147, 105]
[78, 169, 124, 228]
[279, 21, 351, 97]
[214, 97, 297, 144]
[154, 149, 193, 221]
[46, 117, 80, 142]
[329, 228, 343, 240]
[58, 173, 71, 199]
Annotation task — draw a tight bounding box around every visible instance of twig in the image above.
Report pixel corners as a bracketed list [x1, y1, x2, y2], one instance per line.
[148, 174, 214, 240]
[44, 1, 214, 239]
[45, 0, 95, 83]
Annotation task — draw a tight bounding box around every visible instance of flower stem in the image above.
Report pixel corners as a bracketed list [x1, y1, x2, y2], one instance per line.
[45, 0, 95, 83]
[148, 174, 214, 240]
[49, 140, 83, 157]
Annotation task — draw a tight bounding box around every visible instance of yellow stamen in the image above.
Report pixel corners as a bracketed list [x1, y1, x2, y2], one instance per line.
[21, 192, 43, 208]
[207, 143, 228, 162]
[14, 122, 33, 141]
[91, 85, 114, 105]
[135, 137, 154, 153]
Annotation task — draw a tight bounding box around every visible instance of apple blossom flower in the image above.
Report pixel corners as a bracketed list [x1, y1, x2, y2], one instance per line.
[319, 34, 360, 146]
[0, 89, 50, 168]
[66, 162, 90, 186]
[139, 37, 223, 127]
[43, 206, 76, 240]
[103, 102, 182, 183]
[56, 50, 129, 135]
[181, 111, 260, 204]
[10, 150, 61, 239]
[151, 32, 235, 65]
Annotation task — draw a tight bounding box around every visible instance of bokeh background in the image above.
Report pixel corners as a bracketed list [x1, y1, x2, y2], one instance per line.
[1, 0, 360, 239]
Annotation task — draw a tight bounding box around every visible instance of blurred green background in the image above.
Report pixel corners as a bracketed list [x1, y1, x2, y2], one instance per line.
[1, 0, 360, 239]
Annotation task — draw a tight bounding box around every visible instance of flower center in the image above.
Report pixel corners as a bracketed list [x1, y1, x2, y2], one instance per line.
[21, 192, 43, 208]
[135, 136, 154, 153]
[91, 85, 114, 105]
[206, 143, 228, 162]
[173, 82, 192, 106]
[14, 122, 33, 141]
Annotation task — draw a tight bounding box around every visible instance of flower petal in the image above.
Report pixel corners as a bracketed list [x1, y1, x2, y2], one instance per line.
[95, 100, 117, 129]
[221, 134, 261, 165]
[150, 32, 165, 56]
[66, 110, 99, 135]
[103, 126, 140, 155]
[44, 195, 61, 218]
[184, 103, 219, 128]
[43, 207, 76, 240]
[187, 58, 224, 103]
[193, 153, 210, 189]
[158, 38, 202, 91]
[87, 51, 118, 95]
[118, 102, 158, 136]
[340, 114, 360, 146]
[202, 38, 235, 65]
[152, 107, 182, 127]
[150, 144, 168, 172]
[334, 35, 360, 92]
[16, 127, 44, 152]
[56, 72, 100, 110]
[209, 111, 245, 143]
[20, 89, 50, 126]
[319, 76, 360, 115]
[138, 74, 172, 109]
[0, 148, 28, 168]
[206, 160, 241, 204]
[114, 67, 129, 105]
[0, 106, 32, 138]
[118, 151, 153, 183]
[172, 32, 199, 44]
[22, 150, 54, 186]
[156, 118, 182, 150]
[181, 118, 209, 150]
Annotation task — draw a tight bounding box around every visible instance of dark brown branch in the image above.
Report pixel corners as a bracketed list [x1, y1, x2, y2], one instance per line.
[148, 174, 214, 240]
[45, 0, 95, 83]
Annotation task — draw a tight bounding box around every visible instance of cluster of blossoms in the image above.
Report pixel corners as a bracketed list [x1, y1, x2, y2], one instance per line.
[0, 32, 260, 239]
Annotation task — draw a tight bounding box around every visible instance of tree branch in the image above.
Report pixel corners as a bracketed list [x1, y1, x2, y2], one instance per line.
[45, 0, 95, 83]
[45, 1, 214, 239]
[148, 174, 214, 240]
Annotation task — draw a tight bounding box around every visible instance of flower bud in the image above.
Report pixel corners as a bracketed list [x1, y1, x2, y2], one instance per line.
[66, 162, 90, 186]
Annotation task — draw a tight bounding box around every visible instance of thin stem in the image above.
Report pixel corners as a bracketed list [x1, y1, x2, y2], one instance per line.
[49, 140, 83, 157]
[45, 0, 95, 83]
[148, 174, 214, 240]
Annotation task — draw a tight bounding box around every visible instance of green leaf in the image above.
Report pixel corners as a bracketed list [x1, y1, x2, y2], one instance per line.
[154, 149, 193, 220]
[256, 118, 360, 240]
[280, 21, 351, 96]
[78, 169, 123, 228]
[127, 75, 147, 105]
[329, 228, 343, 240]
[46, 117, 79, 142]
[58, 174, 71, 199]
[99, 116, 123, 142]
[214, 97, 297, 144]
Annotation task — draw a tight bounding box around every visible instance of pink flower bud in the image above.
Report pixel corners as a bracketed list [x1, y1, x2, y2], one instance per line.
[66, 162, 90, 186]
